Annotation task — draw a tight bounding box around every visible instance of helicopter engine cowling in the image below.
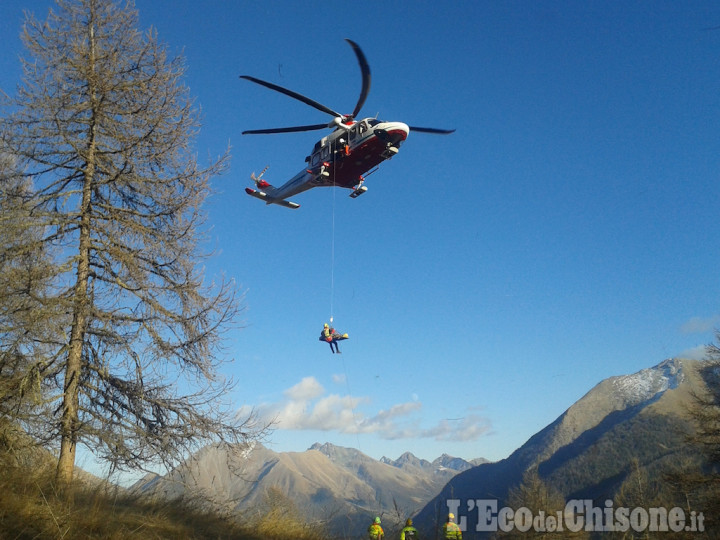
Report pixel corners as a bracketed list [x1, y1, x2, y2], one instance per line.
[328, 116, 353, 131]
[257, 179, 271, 189]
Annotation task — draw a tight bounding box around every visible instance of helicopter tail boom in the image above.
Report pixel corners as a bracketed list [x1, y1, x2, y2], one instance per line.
[244, 187, 301, 209]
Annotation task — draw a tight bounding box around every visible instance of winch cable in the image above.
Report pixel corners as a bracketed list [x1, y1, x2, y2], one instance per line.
[329, 141, 361, 451]
[329, 146, 336, 326]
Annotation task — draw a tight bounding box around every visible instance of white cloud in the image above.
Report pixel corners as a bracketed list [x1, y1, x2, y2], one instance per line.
[284, 376, 325, 401]
[680, 315, 720, 335]
[677, 344, 709, 361]
[248, 376, 491, 442]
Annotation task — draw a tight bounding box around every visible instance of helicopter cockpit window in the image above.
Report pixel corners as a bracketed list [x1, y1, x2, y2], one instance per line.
[311, 139, 324, 166]
[349, 124, 358, 142]
[368, 119, 381, 127]
[358, 120, 369, 134]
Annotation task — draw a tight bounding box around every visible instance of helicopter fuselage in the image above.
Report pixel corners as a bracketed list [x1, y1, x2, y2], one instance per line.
[245, 118, 409, 208]
[241, 39, 452, 209]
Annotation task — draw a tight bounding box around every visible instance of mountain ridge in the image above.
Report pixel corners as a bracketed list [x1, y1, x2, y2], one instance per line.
[133, 439, 481, 536]
[133, 357, 706, 539]
[412, 357, 705, 538]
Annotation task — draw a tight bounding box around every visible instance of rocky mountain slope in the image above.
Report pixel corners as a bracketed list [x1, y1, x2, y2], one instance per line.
[412, 357, 705, 538]
[133, 441, 479, 537]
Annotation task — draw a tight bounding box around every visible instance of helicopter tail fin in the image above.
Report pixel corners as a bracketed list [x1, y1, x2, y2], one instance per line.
[251, 166, 272, 190]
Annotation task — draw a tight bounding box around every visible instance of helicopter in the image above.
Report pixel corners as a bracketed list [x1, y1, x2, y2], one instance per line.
[240, 39, 454, 209]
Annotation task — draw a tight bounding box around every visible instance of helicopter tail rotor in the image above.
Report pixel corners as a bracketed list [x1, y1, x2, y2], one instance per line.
[251, 166, 271, 189]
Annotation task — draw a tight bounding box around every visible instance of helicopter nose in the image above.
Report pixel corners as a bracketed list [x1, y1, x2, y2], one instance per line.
[376, 122, 409, 145]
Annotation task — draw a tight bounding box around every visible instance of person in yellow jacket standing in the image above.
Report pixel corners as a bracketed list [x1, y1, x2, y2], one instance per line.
[400, 518, 419, 539]
[442, 513, 462, 540]
[368, 516, 384, 539]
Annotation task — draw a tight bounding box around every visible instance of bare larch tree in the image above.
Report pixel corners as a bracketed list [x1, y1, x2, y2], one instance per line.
[0, 0, 256, 489]
[686, 337, 720, 529]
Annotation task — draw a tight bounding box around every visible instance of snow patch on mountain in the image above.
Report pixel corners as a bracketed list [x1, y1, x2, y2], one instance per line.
[610, 358, 685, 406]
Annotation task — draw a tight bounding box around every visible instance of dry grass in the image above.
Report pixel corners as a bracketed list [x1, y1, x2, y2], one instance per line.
[0, 464, 251, 539]
[244, 486, 328, 540]
[0, 426, 328, 540]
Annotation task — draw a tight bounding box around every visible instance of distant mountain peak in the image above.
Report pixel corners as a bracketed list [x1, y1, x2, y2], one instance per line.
[379, 451, 476, 474]
[394, 451, 423, 465]
[309, 442, 331, 452]
[308, 442, 372, 469]
[309, 441, 348, 457]
[432, 454, 474, 472]
[527, 357, 694, 459]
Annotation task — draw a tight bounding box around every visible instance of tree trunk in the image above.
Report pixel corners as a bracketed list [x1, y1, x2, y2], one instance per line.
[55, 161, 95, 489]
[56, 16, 98, 491]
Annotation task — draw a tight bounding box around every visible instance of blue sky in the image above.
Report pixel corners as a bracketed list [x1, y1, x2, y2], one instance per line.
[2, 1, 720, 471]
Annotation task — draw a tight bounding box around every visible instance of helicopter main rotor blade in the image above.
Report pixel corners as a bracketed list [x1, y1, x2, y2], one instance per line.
[242, 123, 329, 135]
[409, 126, 456, 135]
[239, 75, 343, 119]
[345, 39, 372, 119]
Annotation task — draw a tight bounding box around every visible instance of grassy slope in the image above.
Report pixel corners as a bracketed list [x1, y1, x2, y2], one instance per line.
[0, 426, 327, 540]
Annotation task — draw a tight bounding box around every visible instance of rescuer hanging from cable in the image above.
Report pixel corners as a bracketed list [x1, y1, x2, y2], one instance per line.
[319, 322, 348, 354]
